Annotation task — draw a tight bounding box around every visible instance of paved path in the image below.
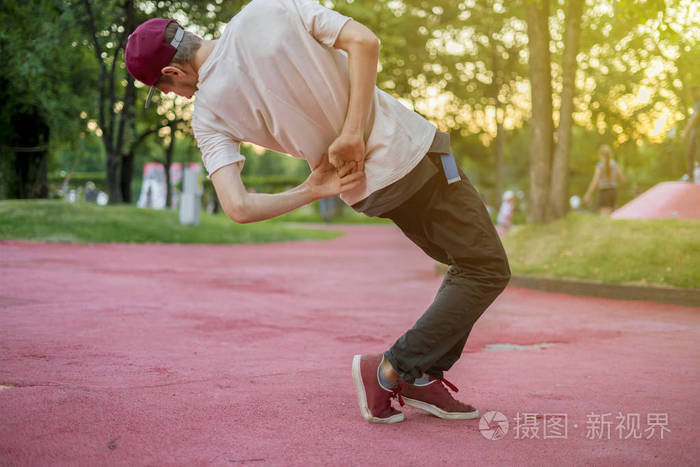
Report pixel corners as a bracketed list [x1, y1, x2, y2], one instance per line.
[1, 225, 698, 466]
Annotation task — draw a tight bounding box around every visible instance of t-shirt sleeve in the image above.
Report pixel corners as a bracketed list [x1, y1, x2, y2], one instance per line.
[192, 117, 246, 179]
[292, 0, 352, 47]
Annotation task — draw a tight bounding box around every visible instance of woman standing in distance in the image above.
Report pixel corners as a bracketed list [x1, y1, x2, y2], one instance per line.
[583, 144, 627, 216]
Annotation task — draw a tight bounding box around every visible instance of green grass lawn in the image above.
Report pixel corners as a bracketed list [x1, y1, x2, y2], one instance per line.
[3, 200, 697, 289]
[0, 199, 342, 244]
[501, 212, 700, 289]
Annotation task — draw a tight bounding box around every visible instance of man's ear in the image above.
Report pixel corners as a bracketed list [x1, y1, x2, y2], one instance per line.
[161, 65, 184, 77]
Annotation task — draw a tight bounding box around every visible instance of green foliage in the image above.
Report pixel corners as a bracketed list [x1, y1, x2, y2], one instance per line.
[576, 0, 700, 145]
[333, 0, 459, 106]
[502, 212, 700, 289]
[2, 0, 698, 209]
[0, 0, 96, 145]
[0, 0, 99, 199]
[50, 132, 106, 173]
[0, 199, 341, 244]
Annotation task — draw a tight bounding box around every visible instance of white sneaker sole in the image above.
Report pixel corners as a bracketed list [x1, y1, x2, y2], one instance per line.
[351, 354, 404, 424]
[403, 396, 479, 420]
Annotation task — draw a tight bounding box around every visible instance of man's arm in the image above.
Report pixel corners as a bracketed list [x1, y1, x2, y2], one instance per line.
[211, 156, 363, 224]
[327, 20, 380, 173]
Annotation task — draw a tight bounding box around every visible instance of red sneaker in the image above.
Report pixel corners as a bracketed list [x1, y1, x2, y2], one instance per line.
[400, 377, 479, 420]
[351, 354, 404, 424]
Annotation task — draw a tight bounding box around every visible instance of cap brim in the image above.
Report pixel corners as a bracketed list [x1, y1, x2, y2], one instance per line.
[144, 86, 156, 108]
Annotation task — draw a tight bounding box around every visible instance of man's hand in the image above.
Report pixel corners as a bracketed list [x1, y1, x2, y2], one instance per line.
[211, 156, 365, 224]
[328, 131, 366, 174]
[305, 153, 365, 201]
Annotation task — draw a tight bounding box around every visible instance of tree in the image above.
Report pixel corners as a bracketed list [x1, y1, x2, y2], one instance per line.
[76, 0, 248, 204]
[525, 0, 553, 223]
[79, 0, 136, 204]
[548, 0, 584, 218]
[334, 0, 528, 202]
[524, 0, 586, 222]
[449, 0, 528, 204]
[0, 0, 96, 199]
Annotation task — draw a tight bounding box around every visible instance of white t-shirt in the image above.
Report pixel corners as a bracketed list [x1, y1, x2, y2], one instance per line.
[192, 0, 437, 205]
[596, 160, 618, 189]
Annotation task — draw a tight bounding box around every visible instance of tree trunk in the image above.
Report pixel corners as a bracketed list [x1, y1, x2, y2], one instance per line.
[493, 118, 504, 206]
[491, 45, 505, 207]
[526, 0, 554, 223]
[549, 0, 584, 219]
[4, 106, 50, 199]
[117, 0, 136, 203]
[82, 0, 134, 205]
[16, 150, 49, 199]
[164, 124, 176, 208]
[105, 149, 122, 204]
[119, 76, 136, 204]
[120, 150, 135, 203]
[494, 110, 505, 207]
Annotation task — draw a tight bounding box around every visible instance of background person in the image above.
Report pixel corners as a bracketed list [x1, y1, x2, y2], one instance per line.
[84, 181, 98, 202]
[318, 195, 336, 222]
[496, 190, 516, 235]
[583, 144, 627, 216]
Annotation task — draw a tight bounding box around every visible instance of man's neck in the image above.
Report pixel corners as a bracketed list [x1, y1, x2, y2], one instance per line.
[193, 39, 217, 73]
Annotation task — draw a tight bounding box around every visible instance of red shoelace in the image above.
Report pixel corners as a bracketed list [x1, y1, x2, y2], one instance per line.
[392, 377, 460, 407]
[440, 377, 459, 393]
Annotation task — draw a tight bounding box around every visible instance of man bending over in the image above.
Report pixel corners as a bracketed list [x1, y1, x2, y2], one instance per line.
[125, 0, 510, 424]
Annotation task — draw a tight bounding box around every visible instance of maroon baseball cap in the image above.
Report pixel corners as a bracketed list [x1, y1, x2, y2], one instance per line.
[125, 18, 185, 108]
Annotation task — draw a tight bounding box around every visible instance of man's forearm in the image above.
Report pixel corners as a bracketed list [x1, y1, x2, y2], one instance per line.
[237, 183, 313, 224]
[216, 155, 361, 224]
[339, 29, 379, 135]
